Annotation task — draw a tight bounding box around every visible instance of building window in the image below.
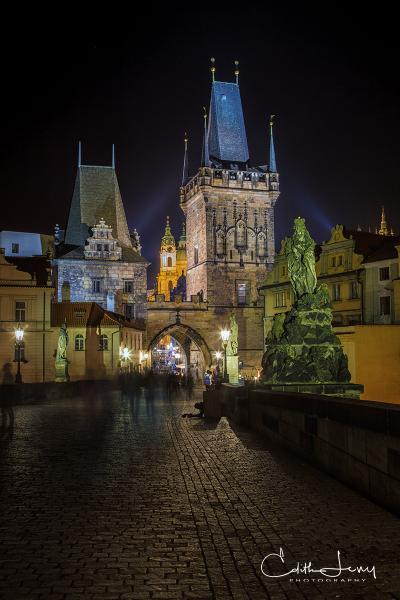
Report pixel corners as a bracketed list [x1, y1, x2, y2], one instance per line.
[330, 256, 336, 267]
[12, 243, 19, 254]
[162, 255, 167, 267]
[194, 246, 199, 265]
[338, 255, 343, 266]
[125, 304, 134, 319]
[104, 244, 109, 252]
[167, 256, 172, 267]
[92, 279, 101, 293]
[168, 280, 173, 291]
[14, 341, 25, 362]
[332, 283, 341, 301]
[350, 281, 359, 299]
[75, 334, 84, 351]
[380, 296, 391, 315]
[251, 251, 254, 261]
[274, 291, 287, 308]
[15, 301, 26, 322]
[99, 334, 109, 351]
[379, 267, 390, 281]
[230, 250, 233, 260]
[281, 265, 287, 276]
[124, 280, 134, 293]
[237, 282, 247, 305]
[97, 244, 102, 251]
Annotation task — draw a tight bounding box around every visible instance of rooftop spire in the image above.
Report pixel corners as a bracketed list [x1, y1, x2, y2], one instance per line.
[201, 107, 210, 167]
[161, 215, 175, 248]
[112, 144, 115, 169]
[210, 57, 216, 82]
[182, 132, 189, 185]
[234, 60, 239, 84]
[379, 205, 389, 236]
[269, 115, 277, 172]
[78, 141, 82, 167]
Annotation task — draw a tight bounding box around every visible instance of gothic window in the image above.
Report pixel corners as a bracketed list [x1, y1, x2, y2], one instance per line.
[257, 232, 266, 256]
[15, 301, 26, 322]
[194, 246, 199, 265]
[236, 221, 246, 247]
[75, 334, 84, 351]
[167, 256, 172, 267]
[124, 280, 134, 293]
[99, 334, 109, 351]
[216, 231, 224, 255]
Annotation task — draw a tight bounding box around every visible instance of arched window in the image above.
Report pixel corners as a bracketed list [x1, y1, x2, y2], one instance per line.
[257, 232, 266, 257]
[167, 256, 172, 267]
[216, 231, 224, 255]
[100, 334, 109, 351]
[75, 334, 84, 351]
[236, 221, 246, 247]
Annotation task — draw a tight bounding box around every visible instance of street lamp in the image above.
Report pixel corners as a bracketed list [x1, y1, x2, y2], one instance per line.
[14, 324, 24, 384]
[220, 329, 230, 383]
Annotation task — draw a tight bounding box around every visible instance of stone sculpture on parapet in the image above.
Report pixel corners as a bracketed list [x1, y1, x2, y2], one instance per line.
[261, 218, 362, 396]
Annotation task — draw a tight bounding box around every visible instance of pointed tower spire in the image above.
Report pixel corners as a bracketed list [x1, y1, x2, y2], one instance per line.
[201, 107, 210, 167]
[379, 205, 389, 236]
[182, 133, 189, 185]
[234, 60, 239, 85]
[210, 57, 216, 82]
[78, 141, 82, 168]
[269, 115, 277, 172]
[112, 144, 115, 168]
[161, 216, 175, 249]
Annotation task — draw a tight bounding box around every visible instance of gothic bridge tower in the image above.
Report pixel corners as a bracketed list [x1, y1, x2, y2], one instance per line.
[180, 61, 280, 306]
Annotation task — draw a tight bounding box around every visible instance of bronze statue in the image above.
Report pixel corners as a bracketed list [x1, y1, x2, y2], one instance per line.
[284, 216, 317, 298]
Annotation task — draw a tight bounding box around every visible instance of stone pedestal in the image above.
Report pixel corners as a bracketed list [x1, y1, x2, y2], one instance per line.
[227, 355, 239, 385]
[55, 359, 69, 383]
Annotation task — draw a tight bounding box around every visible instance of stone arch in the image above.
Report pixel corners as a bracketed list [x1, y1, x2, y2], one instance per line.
[147, 323, 212, 367]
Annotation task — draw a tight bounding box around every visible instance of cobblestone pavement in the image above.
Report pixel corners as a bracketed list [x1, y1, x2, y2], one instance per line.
[1, 389, 400, 600]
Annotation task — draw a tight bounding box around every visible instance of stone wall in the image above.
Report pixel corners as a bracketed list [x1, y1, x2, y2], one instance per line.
[55, 260, 147, 319]
[206, 386, 400, 514]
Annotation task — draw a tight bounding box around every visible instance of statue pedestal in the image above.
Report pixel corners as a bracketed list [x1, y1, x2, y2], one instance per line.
[227, 355, 239, 385]
[55, 359, 69, 383]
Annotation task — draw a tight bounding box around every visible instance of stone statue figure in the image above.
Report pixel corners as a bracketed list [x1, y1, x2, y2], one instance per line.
[284, 217, 317, 299]
[56, 321, 68, 361]
[227, 313, 238, 356]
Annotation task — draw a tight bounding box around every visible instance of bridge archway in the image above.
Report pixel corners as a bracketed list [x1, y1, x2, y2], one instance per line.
[147, 323, 212, 377]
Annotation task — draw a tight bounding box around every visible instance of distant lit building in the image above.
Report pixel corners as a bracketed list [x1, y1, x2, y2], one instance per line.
[155, 217, 187, 300]
[0, 231, 53, 257]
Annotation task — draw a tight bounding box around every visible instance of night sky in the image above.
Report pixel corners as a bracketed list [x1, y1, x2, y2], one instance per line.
[1, 7, 399, 285]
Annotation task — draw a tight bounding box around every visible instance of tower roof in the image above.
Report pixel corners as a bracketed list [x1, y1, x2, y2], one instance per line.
[161, 216, 176, 248]
[208, 81, 249, 165]
[64, 165, 132, 247]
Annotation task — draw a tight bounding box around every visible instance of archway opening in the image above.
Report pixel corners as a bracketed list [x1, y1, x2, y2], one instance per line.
[148, 325, 210, 384]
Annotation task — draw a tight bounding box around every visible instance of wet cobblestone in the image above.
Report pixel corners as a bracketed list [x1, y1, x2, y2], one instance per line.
[0, 389, 399, 599]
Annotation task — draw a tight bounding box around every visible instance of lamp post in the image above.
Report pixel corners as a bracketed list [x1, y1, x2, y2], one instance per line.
[220, 329, 230, 383]
[14, 324, 24, 384]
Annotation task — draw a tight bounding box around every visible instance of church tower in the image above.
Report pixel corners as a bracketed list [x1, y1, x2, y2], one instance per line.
[180, 62, 280, 306]
[156, 217, 187, 300]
